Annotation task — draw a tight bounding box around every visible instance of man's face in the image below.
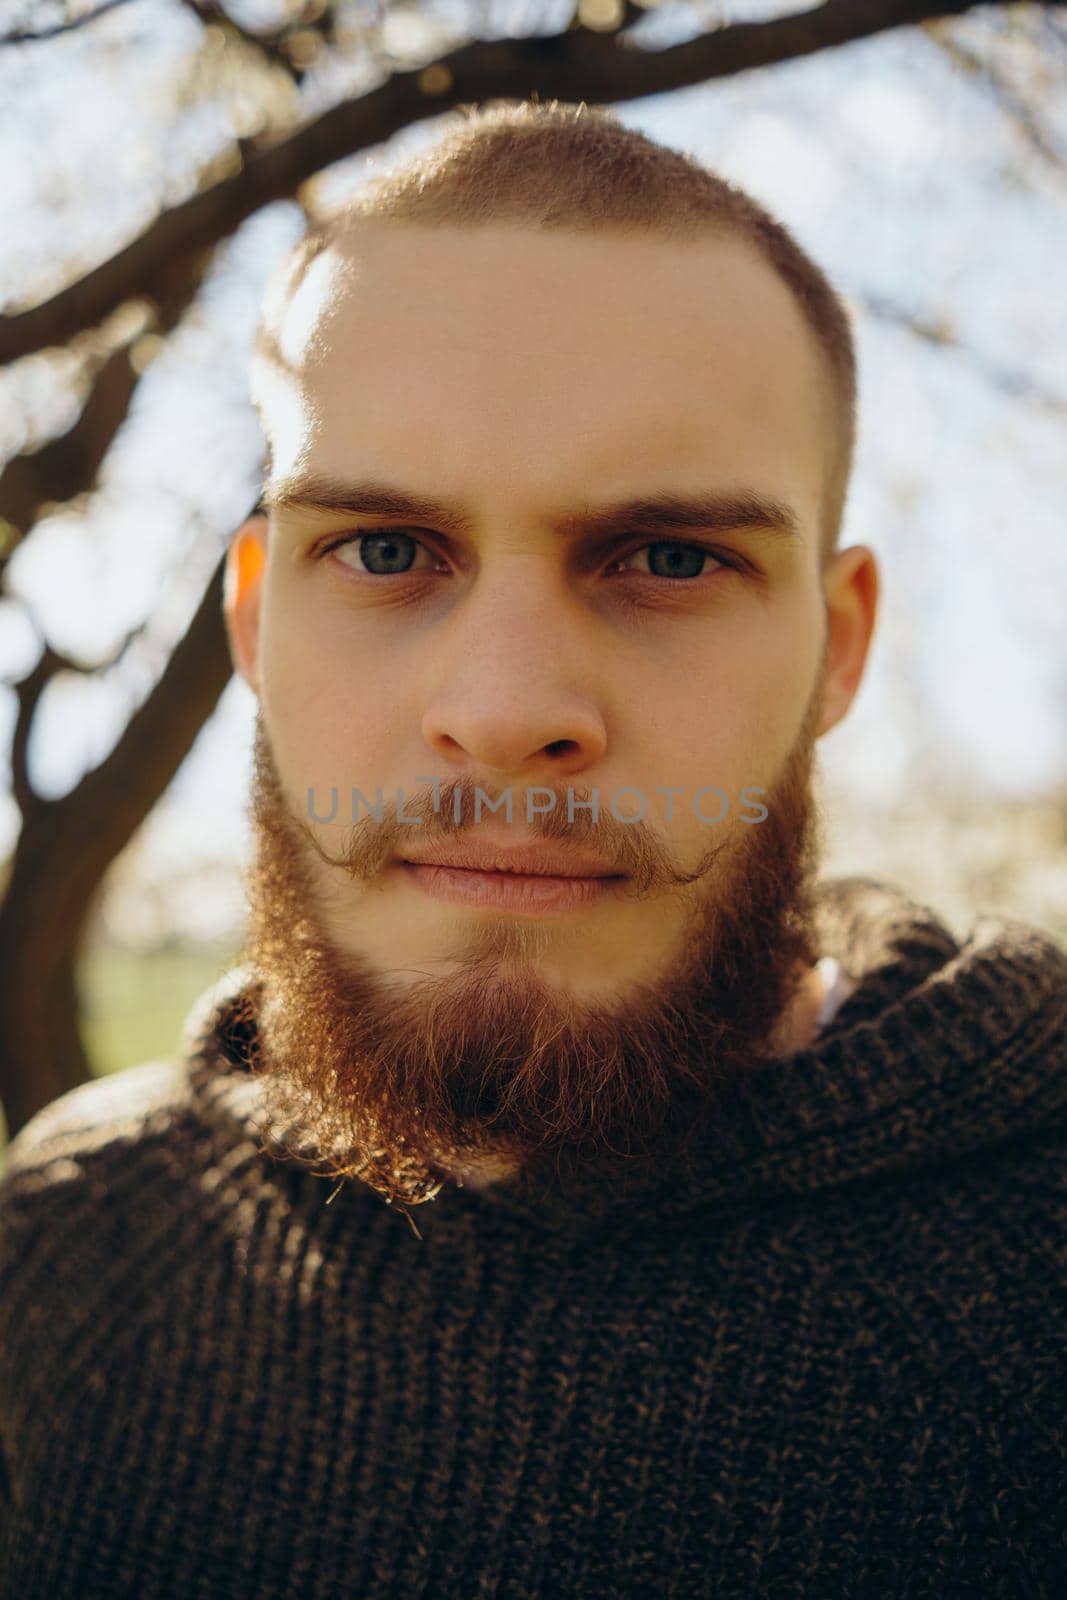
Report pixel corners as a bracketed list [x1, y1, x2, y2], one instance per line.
[227, 223, 876, 1207]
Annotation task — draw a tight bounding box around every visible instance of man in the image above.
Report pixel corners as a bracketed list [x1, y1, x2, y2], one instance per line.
[1, 100, 1065, 1600]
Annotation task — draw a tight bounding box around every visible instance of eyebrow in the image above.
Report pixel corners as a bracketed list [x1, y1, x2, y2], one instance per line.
[259, 472, 803, 545]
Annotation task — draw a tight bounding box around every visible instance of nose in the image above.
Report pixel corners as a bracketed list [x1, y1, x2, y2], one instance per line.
[419, 566, 609, 782]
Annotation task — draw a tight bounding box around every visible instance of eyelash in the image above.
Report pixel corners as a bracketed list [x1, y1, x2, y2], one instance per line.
[317, 529, 738, 583]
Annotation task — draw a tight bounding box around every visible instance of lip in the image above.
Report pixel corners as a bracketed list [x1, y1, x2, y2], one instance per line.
[398, 861, 624, 914]
[398, 839, 623, 877]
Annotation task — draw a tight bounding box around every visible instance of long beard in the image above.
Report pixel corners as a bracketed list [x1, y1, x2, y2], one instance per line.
[237, 680, 824, 1211]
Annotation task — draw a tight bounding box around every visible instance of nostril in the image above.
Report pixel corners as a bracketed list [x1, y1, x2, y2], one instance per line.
[545, 739, 578, 755]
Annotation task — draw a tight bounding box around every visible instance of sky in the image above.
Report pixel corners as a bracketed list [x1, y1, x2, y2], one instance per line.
[1, 0, 1065, 945]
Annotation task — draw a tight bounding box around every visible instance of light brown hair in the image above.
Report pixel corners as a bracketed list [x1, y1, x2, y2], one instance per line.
[251, 98, 857, 558]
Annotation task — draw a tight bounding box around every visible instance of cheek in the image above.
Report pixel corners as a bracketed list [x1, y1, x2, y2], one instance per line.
[259, 589, 405, 797]
[642, 615, 819, 820]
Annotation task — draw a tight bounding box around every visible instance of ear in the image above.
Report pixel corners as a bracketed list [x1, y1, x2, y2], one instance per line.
[224, 514, 268, 694]
[816, 544, 880, 736]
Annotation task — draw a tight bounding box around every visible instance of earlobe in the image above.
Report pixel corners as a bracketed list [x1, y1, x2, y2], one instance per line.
[223, 517, 268, 694]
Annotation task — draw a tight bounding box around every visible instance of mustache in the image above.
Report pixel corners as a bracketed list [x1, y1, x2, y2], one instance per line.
[271, 772, 731, 897]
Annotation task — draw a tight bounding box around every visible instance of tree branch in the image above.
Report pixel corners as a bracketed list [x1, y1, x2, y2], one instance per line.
[924, 20, 1066, 174]
[10, 647, 54, 820]
[3, 0, 1046, 368]
[0, 250, 207, 573]
[0, 0, 139, 46]
[0, 342, 137, 541]
[45, 549, 234, 876]
[8, 543, 234, 883]
[8, 625, 143, 821]
[859, 290, 1067, 414]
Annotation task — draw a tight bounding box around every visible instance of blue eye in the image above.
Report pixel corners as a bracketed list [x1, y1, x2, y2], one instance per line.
[350, 531, 420, 574]
[643, 543, 712, 579]
[327, 529, 441, 576]
[618, 542, 723, 580]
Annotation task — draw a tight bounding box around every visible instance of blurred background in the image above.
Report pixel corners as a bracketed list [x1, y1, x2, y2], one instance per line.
[1, 0, 1066, 1152]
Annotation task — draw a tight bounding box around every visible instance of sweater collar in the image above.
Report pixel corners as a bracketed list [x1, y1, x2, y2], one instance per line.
[184, 876, 1067, 1231]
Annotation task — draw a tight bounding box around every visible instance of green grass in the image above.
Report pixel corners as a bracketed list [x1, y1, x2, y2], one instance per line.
[0, 943, 243, 1160]
[78, 942, 244, 1079]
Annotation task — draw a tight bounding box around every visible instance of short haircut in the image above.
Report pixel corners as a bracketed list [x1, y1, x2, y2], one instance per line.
[251, 99, 857, 560]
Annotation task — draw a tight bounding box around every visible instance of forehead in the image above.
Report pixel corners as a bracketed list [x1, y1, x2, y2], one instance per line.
[260, 223, 832, 533]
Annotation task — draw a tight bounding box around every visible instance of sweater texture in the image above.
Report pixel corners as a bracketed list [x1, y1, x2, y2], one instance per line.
[1, 874, 1066, 1599]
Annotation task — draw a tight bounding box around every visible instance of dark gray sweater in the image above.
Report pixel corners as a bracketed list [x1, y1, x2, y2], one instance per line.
[2, 876, 1066, 1599]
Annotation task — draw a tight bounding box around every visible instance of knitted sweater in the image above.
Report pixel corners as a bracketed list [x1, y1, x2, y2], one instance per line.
[1, 876, 1066, 1599]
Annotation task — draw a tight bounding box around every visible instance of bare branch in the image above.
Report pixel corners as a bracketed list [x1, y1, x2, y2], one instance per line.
[924, 20, 1066, 174]
[10, 647, 53, 820]
[859, 290, 1067, 414]
[0, 0, 139, 46]
[8, 543, 232, 838]
[3, 0, 1045, 368]
[0, 250, 207, 573]
[46, 549, 234, 874]
[0, 343, 137, 543]
[8, 624, 144, 820]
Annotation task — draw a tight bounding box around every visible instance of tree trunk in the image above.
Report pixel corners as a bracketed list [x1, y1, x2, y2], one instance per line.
[0, 553, 234, 1142]
[0, 811, 100, 1138]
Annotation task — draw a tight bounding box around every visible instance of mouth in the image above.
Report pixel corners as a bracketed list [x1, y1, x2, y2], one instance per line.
[398, 841, 622, 878]
[396, 859, 627, 915]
